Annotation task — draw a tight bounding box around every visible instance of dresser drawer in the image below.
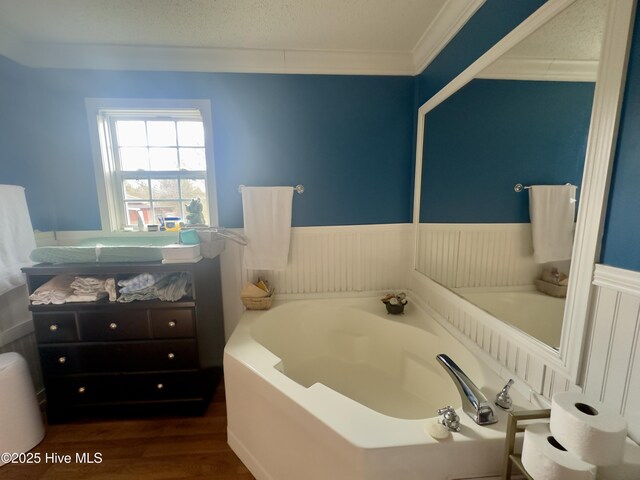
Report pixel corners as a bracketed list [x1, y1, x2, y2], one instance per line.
[34, 313, 78, 343]
[78, 310, 150, 341]
[39, 345, 81, 374]
[123, 371, 205, 401]
[150, 340, 199, 371]
[45, 371, 205, 405]
[151, 308, 195, 338]
[40, 340, 199, 375]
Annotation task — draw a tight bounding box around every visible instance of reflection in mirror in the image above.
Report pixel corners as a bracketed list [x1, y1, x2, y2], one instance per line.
[415, 0, 606, 350]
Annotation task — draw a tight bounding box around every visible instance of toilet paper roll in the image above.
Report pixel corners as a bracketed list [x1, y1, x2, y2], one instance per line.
[521, 423, 596, 480]
[550, 392, 627, 466]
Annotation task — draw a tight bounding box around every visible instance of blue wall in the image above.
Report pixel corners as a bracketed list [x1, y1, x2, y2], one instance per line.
[414, 0, 546, 108]
[2, 65, 414, 230]
[419, 79, 595, 223]
[410, 0, 546, 217]
[0, 57, 56, 230]
[0, 2, 546, 232]
[4, 0, 638, 271]
[600, 5, 640, 270]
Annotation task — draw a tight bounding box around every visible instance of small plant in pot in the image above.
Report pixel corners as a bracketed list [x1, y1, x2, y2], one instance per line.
[381, 292, 408, 314]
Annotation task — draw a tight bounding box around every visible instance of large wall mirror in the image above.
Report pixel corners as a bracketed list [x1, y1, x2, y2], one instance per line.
[412, 0, 634, 383]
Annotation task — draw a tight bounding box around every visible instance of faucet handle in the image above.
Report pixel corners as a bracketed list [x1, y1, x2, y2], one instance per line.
[437, 405, 461, 432]
[495, 379, 514, 410]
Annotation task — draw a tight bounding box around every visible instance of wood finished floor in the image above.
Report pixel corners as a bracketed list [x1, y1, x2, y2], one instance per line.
[1, 381, 255, 480]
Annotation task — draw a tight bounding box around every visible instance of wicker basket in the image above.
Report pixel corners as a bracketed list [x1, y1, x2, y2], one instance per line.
[535, 279, 567, 298]
[241, 290, 274, 310]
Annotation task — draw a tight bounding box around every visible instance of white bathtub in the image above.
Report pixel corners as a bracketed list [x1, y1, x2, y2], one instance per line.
[224, 297, 531, 480]
[457, 289, 565, 348]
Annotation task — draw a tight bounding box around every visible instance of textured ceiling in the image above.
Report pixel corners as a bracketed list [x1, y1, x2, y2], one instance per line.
[0, 0, 448, 52]
[505, 0, 606, 61]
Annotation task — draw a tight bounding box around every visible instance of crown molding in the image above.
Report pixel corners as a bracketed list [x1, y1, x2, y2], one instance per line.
[476, 56, 598, 82]
[412, 0, 486, 74]
[0, 0, 484, 76]
[5, 41, 415, 76]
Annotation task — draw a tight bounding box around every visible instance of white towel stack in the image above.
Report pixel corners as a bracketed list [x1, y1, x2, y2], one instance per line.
[29, 275, 75, 305]
[68, 276, 115, 302]
[29, 275, 116, 304]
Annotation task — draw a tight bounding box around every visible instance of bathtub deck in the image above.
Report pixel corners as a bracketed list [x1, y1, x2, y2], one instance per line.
[0, 379, 254, 480]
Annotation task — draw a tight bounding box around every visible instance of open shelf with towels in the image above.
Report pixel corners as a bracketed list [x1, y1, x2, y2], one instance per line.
[22, 257, 225, 423]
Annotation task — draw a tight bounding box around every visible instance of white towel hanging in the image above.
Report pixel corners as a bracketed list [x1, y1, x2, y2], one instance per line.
[241, 187, 294, 270]
[0, 185, 36, 295]
[529, 185, 577, 263]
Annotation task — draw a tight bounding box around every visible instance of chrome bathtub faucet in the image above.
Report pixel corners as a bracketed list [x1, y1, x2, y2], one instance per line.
[495, 379, 514, 410]
[436, 354, 498, 426]
[437, 405, 461, 432]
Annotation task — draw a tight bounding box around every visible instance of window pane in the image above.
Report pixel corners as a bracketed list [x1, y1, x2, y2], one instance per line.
[123, 179, 150, 200]
[180, 178, 206, 198]
[149, 147, 179, 170]
[153, 201, 182, 221]
[179, 148, 206, 170]
[116, 121, 147, 146]
[124, 201, 151, 226]
[147, 121, 176, 146]
[181, 179, 209, 225]
[119, 147, 149, 171]
[177, 121, 204, 146]
[151, 179, 179, 200]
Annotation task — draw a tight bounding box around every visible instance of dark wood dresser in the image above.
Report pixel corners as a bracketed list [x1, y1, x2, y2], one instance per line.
[22, 257, 224, 423]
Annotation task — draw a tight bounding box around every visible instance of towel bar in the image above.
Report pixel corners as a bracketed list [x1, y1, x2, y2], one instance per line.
[238, 184, 304, 194]
[514, 182, 574, 193]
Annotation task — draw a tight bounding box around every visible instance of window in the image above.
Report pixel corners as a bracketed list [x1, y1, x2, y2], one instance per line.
[86, 99, 217, 231]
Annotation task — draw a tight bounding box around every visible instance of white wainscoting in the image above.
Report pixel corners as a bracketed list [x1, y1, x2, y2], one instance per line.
[583, 264, 640, 443]
[416, 223, 543, 288]
[412, 262, 640, 444]
[220, 224, 413, 339]
[410, 271, 571, 404]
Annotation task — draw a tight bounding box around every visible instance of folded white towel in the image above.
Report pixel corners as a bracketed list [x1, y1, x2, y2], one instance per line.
[67, 292, 107, 303]
[71, 276, 106, 293]
[242, 186, 294, 271]
[529, 185, 577, 263]
[70, 276, 116, 301]
[29, 275, 74, 305]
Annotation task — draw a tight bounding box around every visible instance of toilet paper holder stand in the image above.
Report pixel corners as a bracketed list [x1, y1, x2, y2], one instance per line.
[502, 408, 551, 479]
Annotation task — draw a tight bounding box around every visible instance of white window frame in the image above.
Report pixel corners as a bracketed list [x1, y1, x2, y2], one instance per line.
[85, 98, 218, 232]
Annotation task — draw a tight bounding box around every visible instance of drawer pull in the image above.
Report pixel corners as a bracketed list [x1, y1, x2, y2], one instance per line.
[58, 356, 67, 364]
[109, 322, 118, 330]
[156, 383, 164, 390]
[78, 386, 86, 394]
[49, 324, 59, 332]
[168, 320, 177, 328]
[167, 353, 175, 360]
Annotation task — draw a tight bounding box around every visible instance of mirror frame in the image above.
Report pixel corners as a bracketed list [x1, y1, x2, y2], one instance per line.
[412, 0, 636, 384]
